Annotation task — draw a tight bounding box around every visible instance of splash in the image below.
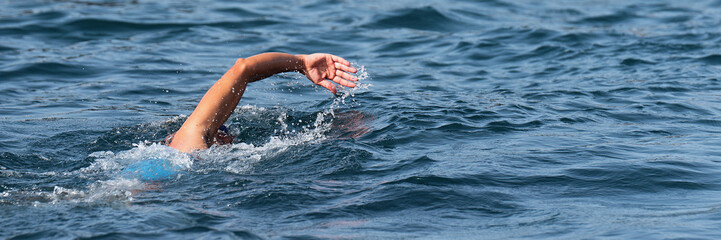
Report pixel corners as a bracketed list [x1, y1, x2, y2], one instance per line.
[197, 105, 334, 174]
[51, 178, 141, 204]
[332, 63, 372, 111]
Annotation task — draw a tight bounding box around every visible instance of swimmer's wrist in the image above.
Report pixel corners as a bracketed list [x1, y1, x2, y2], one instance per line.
[295, 54, 307, 74]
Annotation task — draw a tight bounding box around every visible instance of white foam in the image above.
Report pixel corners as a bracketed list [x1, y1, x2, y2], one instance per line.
[0, 169, 64, 178]
[31, 143, 193, 205]
[82, 142, 192, 175]
[46, 178, 142, 204]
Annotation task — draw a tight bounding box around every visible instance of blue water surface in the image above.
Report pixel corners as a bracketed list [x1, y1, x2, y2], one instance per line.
[2, 0, 721, 239]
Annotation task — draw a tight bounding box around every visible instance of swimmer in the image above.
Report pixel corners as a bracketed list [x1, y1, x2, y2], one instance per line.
[167, 53, 358, 153]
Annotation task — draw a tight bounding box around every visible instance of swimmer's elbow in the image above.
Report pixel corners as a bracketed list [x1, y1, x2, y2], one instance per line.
[234, 58, 246, 71]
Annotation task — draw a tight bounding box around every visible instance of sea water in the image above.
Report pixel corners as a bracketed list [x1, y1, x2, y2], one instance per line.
[2, 0, 721, 239]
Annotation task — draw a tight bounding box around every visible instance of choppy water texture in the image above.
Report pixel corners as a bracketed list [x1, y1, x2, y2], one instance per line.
[2, 0, 721, 239]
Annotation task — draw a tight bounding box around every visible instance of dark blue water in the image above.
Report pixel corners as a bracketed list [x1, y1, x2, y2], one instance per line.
[3, 0, 721, 239]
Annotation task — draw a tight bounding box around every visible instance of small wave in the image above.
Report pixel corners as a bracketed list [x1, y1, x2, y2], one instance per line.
[483, 28, 561, 46]
[573, 10, 641, 25]
[61, 18, 279, 33]
[621, 58, 656, 66]
[383, 174, 487, 187]
[550, 32, 603, 48]
[685, 119, 721, 128]
[328, 155, 436, 177]
[0, 16, 279, 45]
[449, 9, 495, 22]
[646, 85, 690, 93]
[522, 90, 590, 101]
[363, 6, 474, 32]
[502, 45, 573, 63]
[559, 116, 595, 124]
[213, 7, 263, 18]
[331, 183, 519, 216]
[0, 62, 99, 81]
[561, 162, 713, 194]
[373, 39, 436, 58]
[696, 54, 721, 65]
[653, 101, 711, 115]
[0, 152, 59, 172]
[484, 120, 544, 133]
[0, 44, 13, 52]
[659, 15, 693, 23]
[429, 122, 481, 133]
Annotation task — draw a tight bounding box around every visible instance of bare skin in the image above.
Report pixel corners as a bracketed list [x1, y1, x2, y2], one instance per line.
[168, 53, 358, 153]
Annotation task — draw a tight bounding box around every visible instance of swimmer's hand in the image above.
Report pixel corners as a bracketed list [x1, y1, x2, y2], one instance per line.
[297, 53, 358, 94]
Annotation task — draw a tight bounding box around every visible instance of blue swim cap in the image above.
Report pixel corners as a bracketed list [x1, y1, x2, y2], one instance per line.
[121, 158, 182, 181]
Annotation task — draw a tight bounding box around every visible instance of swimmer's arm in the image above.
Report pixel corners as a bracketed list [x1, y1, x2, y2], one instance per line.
[169, 53, 358, 153]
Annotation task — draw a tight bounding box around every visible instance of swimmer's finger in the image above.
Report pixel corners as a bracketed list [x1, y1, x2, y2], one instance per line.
[332, 76, 357, 88]
[335, 70, 358, 82]
[335, 62, 357, 73]
[317, 80, 337, 94]
[331, 55, 351, 66]
[326, 55, 337, 80]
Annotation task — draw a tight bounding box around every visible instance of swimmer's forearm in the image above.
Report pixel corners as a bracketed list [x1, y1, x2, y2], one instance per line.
[235, 52, 305, 83]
